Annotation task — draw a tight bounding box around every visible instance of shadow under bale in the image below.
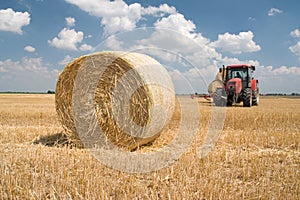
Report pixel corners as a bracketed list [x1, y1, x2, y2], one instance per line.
[33, 133, 81, 148]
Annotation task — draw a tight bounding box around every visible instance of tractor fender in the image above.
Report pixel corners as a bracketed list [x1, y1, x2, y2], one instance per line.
[251, 79, 258, 90]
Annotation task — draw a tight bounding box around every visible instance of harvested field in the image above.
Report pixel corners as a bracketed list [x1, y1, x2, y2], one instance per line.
[0, 94, 299, 199]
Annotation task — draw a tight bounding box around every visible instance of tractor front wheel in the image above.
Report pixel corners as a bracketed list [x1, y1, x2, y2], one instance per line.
[252, 89, 259, 106]
[226, 95, 233, 106]
[243, 88, 252, 107]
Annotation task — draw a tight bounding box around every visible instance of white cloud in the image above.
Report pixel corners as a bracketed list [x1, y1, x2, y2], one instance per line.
[268, 8, 283, 16]
[290, 29, 300, 38]
[0, 57, 59, 92]
[289, 42, 300, 60]
[24, 45, 35, 52]
[0, 8, 30, 34]
[133, 14, 213, 60]
[256, 64, 300, 93]
[154, 13, 196, 38]
[79, 43, 93, 51]
[65, 0, 140, 35]
[48, 27, 92, 51]
[101, 15, 137, 36]
[273, 66, 300, 75]
[289, 29, 300, 61]
[210, 31, 261, 54]
[257, 64, 300, 77]
[64, 0, 176, 35]
[65, 17, 76, 27]
[102, 35, 124, 50]
[48, 28, 83, 50]
[142, 3, 176, 16]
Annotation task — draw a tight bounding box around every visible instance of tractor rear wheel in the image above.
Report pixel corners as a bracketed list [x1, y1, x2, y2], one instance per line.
[243, 88, 252, 107]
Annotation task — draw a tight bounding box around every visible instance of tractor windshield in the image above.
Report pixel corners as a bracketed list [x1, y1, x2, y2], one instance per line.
[226, 67, 250, 88]
[227, 68, 247, 81]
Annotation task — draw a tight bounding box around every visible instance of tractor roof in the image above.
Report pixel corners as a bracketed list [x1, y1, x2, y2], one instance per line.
[227, 64, 255, 70]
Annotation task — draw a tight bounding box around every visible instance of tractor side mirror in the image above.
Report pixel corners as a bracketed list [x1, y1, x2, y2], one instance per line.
[252, 66, 256, 71]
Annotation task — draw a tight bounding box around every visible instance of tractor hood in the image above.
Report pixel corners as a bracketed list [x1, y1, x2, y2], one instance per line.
[226, 78, 242, 94]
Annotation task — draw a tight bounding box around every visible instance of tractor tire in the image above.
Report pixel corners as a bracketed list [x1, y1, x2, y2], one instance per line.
[226, 95, 233, 106]
[252, 89, 259, 106]
[213, 88, 226, 107]
[243, 88, 252, 107]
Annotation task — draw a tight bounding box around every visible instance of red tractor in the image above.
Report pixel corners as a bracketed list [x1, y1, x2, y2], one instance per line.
[213, 64, 259, 107]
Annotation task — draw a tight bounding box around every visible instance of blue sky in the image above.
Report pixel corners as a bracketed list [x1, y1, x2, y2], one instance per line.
[0, 0, 300, 93]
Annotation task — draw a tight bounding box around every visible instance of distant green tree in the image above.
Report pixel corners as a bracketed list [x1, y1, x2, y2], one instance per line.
[47, 90, 55, 94]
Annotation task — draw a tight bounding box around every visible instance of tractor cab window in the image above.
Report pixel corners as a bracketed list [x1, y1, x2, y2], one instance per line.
[248, 67, 254, 79]
[227, 69, 247, 81]
[233, 71, 243, 79]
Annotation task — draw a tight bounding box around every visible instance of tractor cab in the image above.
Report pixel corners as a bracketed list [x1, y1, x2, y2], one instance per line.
[225, 65, 255, 89]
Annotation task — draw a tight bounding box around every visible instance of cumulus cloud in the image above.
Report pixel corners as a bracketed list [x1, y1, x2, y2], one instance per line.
[48, 26, 93, 51]
[142, 3, 176, 16]
[289, 42, 300, 60]
[0, 57, 59, 92]
[48, 28, 83, 50]
[104, 35, 124, 51]
[64, 0, 176, 35]
[210, 31, 261, 54]
[65, 17, 76, 27]
[268, 8, 283, 16]
[79, 43, 93, 51]
[132, 14, 216, 63]
[258, 64, 300, 77]
[24, 45, 36, 52]
[0, 8, 30, 34]
[289, 29, 300, 61]
[256, 64, 300, 93]
[154, 13, 196, 38]
[290, 29, 300, 38]
[273, 66, 300, 75]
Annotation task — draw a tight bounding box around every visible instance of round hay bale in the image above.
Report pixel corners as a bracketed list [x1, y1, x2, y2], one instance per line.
[208, 72, 223, 94]
[55, 51, 175, 150]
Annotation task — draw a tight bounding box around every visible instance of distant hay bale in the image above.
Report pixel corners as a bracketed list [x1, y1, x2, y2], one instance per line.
[208, 72, 223, 94]
[55, 51, 175, 150]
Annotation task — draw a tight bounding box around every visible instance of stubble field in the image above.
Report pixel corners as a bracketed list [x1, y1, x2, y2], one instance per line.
[0, 94, 299, 199]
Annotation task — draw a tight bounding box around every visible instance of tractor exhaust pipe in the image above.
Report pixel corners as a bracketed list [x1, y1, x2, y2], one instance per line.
[218, 65, 226, 81]
[222, 65, 225, 81]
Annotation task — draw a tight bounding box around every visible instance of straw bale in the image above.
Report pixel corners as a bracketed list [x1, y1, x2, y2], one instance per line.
[55, 51, 175, 150]
[208, 72, 223, 94]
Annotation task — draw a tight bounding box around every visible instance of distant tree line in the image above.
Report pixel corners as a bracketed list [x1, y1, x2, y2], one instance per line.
[189, 92, 300, 97]
[0, 90, 55, 94]
[263, 93, 300, 96]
